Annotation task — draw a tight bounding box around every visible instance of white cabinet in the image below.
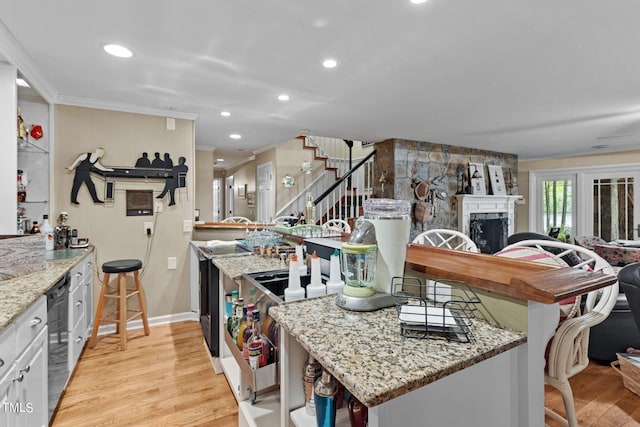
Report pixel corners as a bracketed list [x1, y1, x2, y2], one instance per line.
[0, 296, 48, 427]
[68, 254, 92, 369]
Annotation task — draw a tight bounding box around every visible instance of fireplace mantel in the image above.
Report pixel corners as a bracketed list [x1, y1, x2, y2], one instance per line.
[455, 194, 522, 237]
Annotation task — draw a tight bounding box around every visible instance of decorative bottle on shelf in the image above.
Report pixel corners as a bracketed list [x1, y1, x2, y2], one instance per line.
[17, 170, 26, 202]
[30, 221, 40, 235]
[17, 107, 26, 140]
[236, 303, 252, 351]
[247, 310, 268, 369]
[303, 354, 323, 416]
[40, 215, 54, 251]
[314, 369, 338, 427]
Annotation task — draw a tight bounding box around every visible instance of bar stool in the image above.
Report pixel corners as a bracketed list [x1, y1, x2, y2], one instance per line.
[89, 259, 150, 350]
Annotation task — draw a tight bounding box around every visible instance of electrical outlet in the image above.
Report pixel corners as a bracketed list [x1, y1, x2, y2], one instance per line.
[183, 220, 193, 233]
[144, 222, 153, 235]
[167, 257, 177, 270]
[155, 200, 163, 213]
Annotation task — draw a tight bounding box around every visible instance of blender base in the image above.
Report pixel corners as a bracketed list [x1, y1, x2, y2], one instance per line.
[334, 292, 395, 312]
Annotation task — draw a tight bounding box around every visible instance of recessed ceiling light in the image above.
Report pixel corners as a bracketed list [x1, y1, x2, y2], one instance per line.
[216, 158, 225, 162]
[410, 0, 428, 4]
[16, 78, 29, 88]
[220, 111, 231, 117]
[230, 134, 242, 139]
[322, 59, 339, 68]
[278, 94, 290, 101]
[103, 44, 133, 58]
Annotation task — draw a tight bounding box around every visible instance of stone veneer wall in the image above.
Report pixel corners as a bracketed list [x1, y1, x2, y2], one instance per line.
[372, 139, 518, 242]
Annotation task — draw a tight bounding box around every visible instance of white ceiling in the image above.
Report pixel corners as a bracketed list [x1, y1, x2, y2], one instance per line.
[2, 0, 640, 168]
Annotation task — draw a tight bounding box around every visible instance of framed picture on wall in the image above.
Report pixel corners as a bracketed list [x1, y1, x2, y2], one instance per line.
[488, 165, 507, 195]
[246, 191, 256, 207]
[238, 184, 246, 198]
[468, 162, 487, 195]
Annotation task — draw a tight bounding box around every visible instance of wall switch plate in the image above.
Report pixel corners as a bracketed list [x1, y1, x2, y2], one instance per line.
[144, 222, 153, 235]
[183, 220, 193, 233]
[167, 257, 177, 270]
[155, 200, 163, 213]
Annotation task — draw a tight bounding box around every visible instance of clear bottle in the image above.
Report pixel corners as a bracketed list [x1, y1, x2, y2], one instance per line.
[247, 310, 268, 369]
[40, 214, 54, 251]
[241, 303, 256, 360]
[237, 303, 255, 351]
[17, 170, 26, 202]
[230, 297, 244, 339]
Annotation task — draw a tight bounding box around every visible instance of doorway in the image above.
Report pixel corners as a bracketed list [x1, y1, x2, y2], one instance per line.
[225, 175, 234, 218]
[257, 162, 274, 223]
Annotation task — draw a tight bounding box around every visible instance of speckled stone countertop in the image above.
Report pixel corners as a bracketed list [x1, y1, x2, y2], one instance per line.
[0, 248, 93, 334]
[270, 295, 527, 407]
[191, 241, 283, 279]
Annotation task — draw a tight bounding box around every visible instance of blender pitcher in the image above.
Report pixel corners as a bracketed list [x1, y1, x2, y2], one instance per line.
[341, 242, 377, 297]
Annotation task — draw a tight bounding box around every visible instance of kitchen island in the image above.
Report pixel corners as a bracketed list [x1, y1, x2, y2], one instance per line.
[271, 295, 527, 426]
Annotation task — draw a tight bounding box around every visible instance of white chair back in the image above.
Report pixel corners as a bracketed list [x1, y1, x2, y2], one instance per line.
[221, 216, 251, 224]
[322, 219, 352, 234]
[412, 228, 479, 253]
[498, 239, 618, 427]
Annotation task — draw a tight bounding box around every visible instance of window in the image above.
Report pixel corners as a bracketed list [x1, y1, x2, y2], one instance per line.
[542, 179, 573, 240]
[592, 176, 634, 241]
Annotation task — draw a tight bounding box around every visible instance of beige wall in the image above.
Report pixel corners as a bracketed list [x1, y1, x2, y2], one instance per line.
[516, 149, 640, 232]
[195, 149, 214, 222]
[53, 105, 195, 318]
[275, 138, 324, 213]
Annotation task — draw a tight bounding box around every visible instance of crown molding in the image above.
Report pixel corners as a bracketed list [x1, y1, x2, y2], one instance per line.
[57, 94, 199, 120]
[0, 20, 58, 104]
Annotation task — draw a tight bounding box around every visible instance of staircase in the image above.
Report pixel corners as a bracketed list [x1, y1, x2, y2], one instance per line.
[276, 136, 375, 225]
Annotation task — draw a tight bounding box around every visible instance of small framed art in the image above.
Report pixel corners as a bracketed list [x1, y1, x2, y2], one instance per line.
[468, 163, 487, 195]
[238, 184, 246, 198]
[488, 165, 506, 195]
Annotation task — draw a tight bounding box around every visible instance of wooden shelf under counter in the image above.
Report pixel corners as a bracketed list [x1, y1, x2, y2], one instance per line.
[404, 244, 617, 304]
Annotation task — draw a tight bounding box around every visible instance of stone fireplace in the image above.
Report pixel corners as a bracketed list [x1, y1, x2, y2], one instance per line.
[456, 195, 522, 253]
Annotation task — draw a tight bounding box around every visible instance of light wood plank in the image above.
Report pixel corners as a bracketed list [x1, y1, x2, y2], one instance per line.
[51, 321, 238, 427]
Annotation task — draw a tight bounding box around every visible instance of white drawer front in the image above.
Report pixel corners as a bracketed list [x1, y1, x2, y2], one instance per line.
[15, 296, 46, 352]
[69, 261, 84, 292]
[68, 318, 85, 370]
[68, 283, 84, 332]
[0, 324, 16, 378]
[83, 257, 94, 279]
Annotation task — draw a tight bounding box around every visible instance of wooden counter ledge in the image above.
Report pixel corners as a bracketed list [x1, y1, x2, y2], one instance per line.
[405, 244, 617, 304]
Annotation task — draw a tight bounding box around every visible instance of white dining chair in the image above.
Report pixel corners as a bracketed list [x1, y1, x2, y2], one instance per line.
[322, 218, 352, 233]
[497, 239, 619, 427]
[221, 216, 251, 224]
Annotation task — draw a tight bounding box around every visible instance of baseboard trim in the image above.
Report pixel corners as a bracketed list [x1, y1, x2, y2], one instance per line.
[96, 311, 199, 335]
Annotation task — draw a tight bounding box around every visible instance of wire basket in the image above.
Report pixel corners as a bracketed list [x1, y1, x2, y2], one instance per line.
[391, 276, 483, 343]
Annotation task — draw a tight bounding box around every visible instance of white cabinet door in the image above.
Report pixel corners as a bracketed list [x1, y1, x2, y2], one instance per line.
[83, 259, 94, 337]
[14, 326, 47, 427]
[0, 365, 17, 427]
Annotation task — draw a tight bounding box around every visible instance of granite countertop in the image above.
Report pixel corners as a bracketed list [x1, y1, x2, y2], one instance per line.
[0, 248, 93, 334]
[191, 241, 283, 279]
[270, 295, 527, 407]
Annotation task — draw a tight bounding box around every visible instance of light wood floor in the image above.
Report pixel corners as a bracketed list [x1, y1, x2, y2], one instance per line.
[545, 360, 640, 427]
[51, 321, 238, 427]
[51, 320, 640, 426]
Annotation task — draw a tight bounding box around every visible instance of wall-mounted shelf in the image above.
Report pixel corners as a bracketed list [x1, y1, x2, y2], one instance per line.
[17, 138, 48, 154]
[91, 166, 171, 180]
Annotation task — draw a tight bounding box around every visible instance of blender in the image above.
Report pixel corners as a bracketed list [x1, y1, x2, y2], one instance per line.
[336, 198, 411, 311]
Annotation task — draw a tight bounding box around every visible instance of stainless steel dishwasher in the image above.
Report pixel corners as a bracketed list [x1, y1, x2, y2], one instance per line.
[47, 274, 69, 421]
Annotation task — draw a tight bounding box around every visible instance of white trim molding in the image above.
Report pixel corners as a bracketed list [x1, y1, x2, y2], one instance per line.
[95, 311, 199, 336]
